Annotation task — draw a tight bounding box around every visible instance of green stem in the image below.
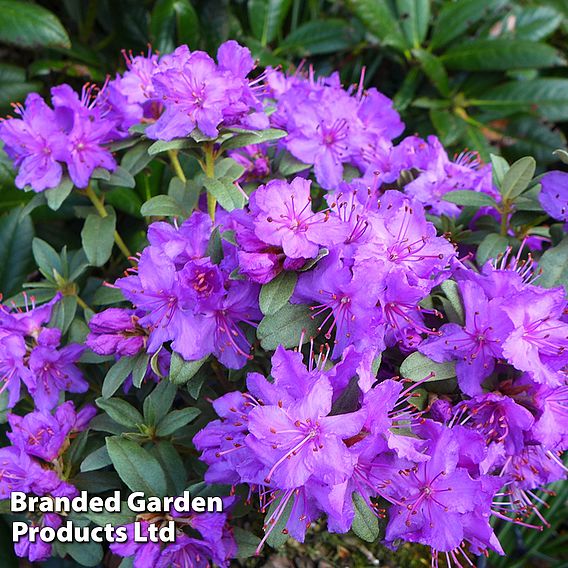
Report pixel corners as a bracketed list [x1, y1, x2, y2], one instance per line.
[168, 150, 187, 183]
[76, 296, 91, 312]
[500, 201, 511, 237]
[83, 185, 133, 261]
[204, 143, 216, 221]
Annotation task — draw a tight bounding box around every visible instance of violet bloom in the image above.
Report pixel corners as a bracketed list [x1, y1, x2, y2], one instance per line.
[419, 280, 513, 395]
[252, 177, 347, 259]
[27, 329, 87, 411]
[0, 331, 30, 408]
[110, 522, 161, 568]
[532, 384, 568, 450]
[87, 308, 148, 356]
[384, 422, 497, 552]
[228, 144, 270, 182]
[539, 170, 568, 226]
[51, 83, 117, 188]
[0, 93, 67, 191]
[501, 287, 568, 386]
[14, 513, 62, 563]
[246, 377, 366, 489]
[292, 251, 385, 358]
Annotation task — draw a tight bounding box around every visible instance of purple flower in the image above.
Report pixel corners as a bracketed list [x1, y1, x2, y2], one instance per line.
[539, 170, 568, 226]
[0, 94, 67, 191]
[14, 513, 62, 563]
[110, 522, 161, 568]
[252, 177, 347, 259]
[246, 377, 366, 489]
[532, 384, 568, 451]
[292, 251, 385, 358]
[87, 308, 148, 356]
[0, 331, 30, 408]
[419, 280, 513, 395]
[27, 330, 87, 411]
[501, 287, 568, 386]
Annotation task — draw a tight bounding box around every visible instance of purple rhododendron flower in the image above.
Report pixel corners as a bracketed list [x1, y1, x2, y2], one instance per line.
[540, 170, 568, 226]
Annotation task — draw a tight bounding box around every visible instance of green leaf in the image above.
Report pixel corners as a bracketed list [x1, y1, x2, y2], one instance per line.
[58, 540, 103, 567]
[141, 194, 185, 217]
[206, 226, 223, 264]
[479, 79, 568, 121]
[0, 0, 70, 49]
[538, 237, 568, 293]
[264, 495, 293, 548]
[81, 210, 116, 267]
[151, 441, 186, 495]
[279, 19, 361, 56]
[351, 492, 380, 542]
[96, 397, 144, 429]
[346, 0, 406, 50]
[500, 156, 536, 200]
[400, 351, 456, 381]
[0, 63, 41, 109]
[121, 140, 154, 175]
[169, 352, 208, 385]
[44, 176, 73, 210]
[413, 48, 449, 97]
[0, 208, 33, 296]
[148, 138, 195, 156]
[258, 303, 322, 350]
[81, 445, 112, 473]
[156, 408, 201, 437]
[248, 0, 292, 45]
[396, 0, 430, 48]
[430, 0, 506, 50]
[101, 357, 136, 399]
[476, 233, 509, 266]
[106, 166, 136, 189]
[49, 295, 77, 334]
[203, 177, 245, 211]
[259, 271, 297, 316]
[220, 128, 287, 151]
[442, 40, 563, 71]
[277, 151, 310, 176]
[512, 6, 563, 41]
[429, 109, 465, 146]
[440, 279, 464, 325]
[151, 0, 200, 54]
[490, 154, 510, 189]
[143, 380, 177, 425]
[443, 190, 497, 208]
[106, 437, 168, 497]
[93, 286, 125, 306]
[234, 527, 262, 558]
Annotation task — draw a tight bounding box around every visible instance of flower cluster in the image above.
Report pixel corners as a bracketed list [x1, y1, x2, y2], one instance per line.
[0, 37, 566, 568]
[1, 402, 94, 562]
[0, 295, 86, 410]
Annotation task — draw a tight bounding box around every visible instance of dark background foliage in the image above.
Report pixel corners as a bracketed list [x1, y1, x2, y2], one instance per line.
[0, 1, 567, 567]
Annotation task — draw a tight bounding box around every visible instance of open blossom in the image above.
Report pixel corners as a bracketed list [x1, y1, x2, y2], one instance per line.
[540, 170, 568, 226]
[251, 177, 347, 259]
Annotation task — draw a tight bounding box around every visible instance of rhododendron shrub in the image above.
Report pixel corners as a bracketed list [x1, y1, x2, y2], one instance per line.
[0, 40, 566, 568]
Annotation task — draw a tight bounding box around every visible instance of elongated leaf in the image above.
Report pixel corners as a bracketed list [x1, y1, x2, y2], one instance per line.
[259, 271, 297, 316]
[0, 0, 70, 49]
[479, 79, 568, 121]
[0, 63, 41, 108]
[501, 156, 536, 200]
[101, 357, 136, 399]
[106, 437, 167, 497]
[443, 190, 497, 208]
[81, 210, 116, 267]
[351, 493, 380, 542]
[346, 0, 406, 50]
[279, 19, 360, 56]
[203, 177, 245, 211]
[221, 128, 287, 151]
[512, 6, 563, 41]
[156, 408, 201, 437]
[96, 397, 144, 429]
[476, 233, 509, 265]
[258, 303, 322, 350]
[0, 208, 33, 296]
[248, 0, 292, 45]
[396, 0, 430, 48]
[413, 48, 449, 97]
[141, 194, 185, 217]
[442, 39, 562, 71]
[538, 237, 568, 292]
[400, 351, 456, 381]
[430, 0, 507, 50]
[169, 352, 208, 385]
[151, 0, 200, 53]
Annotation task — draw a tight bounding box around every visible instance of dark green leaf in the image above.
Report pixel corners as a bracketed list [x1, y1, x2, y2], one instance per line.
[151, 441, 186, 495]
[96, 397, 144, 429]
[81, 445, 112, 473]
[443, 190, 497, 208]
[101, 357, 136, 399]
[396, 0, 430, 48]
[248, 0, 292, 45]
[0, 208, 33, 296]
[156, 407, 201, 437]
[58, 540, 103, 567]
[413, 48, 449, 97]
[106, 437, 168, 497]
[501, 156, 536, 200]
[140, 195, 184, 217]
[259, 271, 297, 316]
[221, 128, 287, 151]
[234, 527, 262, 558]
[538, 237, 568, 292]
[143, 380, 177, 425]
[442, 40, 563, 71]
[81, 210, 116, 266]
[169, 352, 208, 385]
[151, 0, 200, 53]
[258, 303, 322, 350]
[476, 233, 509, 265]
[400, 351, 456, 381]
[0, 0, 70, 49]
[351, 492, 380, 542]
[203, 176, 245, 211]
